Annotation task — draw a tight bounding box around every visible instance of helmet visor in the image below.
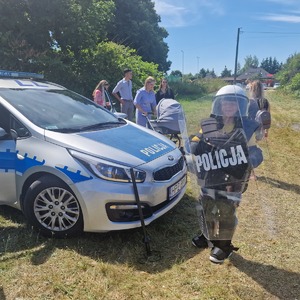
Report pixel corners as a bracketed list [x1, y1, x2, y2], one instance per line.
[211, 94, 249, 117]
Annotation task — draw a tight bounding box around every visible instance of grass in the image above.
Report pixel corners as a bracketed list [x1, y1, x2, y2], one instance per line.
[1, 90, 300, 300]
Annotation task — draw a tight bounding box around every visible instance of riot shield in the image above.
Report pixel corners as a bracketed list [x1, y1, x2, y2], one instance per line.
[179, 86, 261, 242]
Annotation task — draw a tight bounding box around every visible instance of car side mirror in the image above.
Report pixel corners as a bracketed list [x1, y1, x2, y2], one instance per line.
[10, 129, 18, 141]
[0, 127, 14, 141]
[0, 127, 6, 138]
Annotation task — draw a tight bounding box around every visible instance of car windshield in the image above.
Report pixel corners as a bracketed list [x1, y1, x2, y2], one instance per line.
[0, 88, 125, 132]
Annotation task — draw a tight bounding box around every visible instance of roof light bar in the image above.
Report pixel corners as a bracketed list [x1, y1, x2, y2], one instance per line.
[0, 70, 44, 79]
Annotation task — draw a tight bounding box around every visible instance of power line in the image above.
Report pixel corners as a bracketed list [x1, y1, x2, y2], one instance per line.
[242, 30, 300, 35]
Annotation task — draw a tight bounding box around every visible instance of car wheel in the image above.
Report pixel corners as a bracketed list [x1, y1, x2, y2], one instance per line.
[23, 175, 83, 238]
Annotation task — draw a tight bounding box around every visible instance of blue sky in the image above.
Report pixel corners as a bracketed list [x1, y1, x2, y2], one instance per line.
[153, 0, 300, 75]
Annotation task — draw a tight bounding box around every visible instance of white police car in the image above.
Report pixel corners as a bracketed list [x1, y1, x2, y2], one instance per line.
[0, 70, 187, 237]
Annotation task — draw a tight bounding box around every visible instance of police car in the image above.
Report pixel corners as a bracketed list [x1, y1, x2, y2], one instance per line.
[0, 70, 187, 237]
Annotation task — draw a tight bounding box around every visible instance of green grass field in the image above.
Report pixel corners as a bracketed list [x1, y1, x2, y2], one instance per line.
[1, 90, 300, 300]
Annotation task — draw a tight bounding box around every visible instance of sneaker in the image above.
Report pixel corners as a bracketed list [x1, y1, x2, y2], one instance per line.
[192, 234, 209, 249]
[209, 244, 238, 264]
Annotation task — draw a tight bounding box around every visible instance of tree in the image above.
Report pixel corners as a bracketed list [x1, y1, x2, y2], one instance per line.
[198, 68, 207, 78]
[0, 0, 46, 70]
[276, 53, 300, 92]
[241, 55, 259, 73]
[221, 66, 232, 77]
[260, 57, 282, 74]
[0, 0, 165, 96]
[209, 69, 216, 78]
[107, 0, 170, 72]
[170, 70, 182, 77]
[78, 42, 162, 96]
[0, 0, 115, 70]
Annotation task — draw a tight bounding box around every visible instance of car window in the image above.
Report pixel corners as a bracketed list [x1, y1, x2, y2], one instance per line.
[0, 89, 122, 132]
[11, 117, 30, 138]
[0, 103, 10, 133]
[0, 103, 30, 139]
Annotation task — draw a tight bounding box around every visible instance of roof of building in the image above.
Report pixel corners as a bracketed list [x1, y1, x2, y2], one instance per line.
[237, 67, 273, 80]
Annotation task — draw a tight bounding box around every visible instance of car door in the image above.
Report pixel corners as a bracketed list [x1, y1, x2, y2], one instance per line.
[0, 128, 17, 204]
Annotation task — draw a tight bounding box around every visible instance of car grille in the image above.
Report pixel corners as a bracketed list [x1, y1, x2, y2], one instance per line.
[153, 156, 185, 181]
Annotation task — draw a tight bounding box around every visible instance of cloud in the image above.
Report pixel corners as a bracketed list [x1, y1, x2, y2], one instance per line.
[153, 0, 225, 28]
[153, 1, 188, 27]
[265, 0, 299, 4]
[260, 13, 300, 23]
[257, 0, 300, 23]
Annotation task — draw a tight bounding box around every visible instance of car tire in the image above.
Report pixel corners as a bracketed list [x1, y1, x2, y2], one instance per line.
[23, 175, 83, 238]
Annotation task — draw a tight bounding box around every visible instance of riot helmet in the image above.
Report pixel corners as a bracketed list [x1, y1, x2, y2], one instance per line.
[211, 85, 249, 118]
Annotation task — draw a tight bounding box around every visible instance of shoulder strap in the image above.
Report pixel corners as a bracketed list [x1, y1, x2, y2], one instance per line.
[256, 98, 263, 110]
[257, 98, 269, 111]
[263, 98, 269, 110]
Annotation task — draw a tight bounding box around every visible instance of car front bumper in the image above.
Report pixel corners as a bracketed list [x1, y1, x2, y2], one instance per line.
[73, 163, 187, 232]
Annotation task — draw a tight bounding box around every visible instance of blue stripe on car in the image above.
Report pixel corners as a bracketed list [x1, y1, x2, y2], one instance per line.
[79, 126, 173, 162]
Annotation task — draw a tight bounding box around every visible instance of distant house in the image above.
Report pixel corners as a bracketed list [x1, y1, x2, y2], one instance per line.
[220, 67, 274, 86]
[237, 67, 274, 84]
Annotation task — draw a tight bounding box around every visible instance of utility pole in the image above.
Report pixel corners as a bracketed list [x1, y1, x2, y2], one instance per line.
[181, 50, 184, 78]
[197, 56, 200, 74]
[233, 27, 241, 84]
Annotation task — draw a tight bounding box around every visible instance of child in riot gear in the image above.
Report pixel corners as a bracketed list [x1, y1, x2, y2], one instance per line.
[190, 85, 263, 264]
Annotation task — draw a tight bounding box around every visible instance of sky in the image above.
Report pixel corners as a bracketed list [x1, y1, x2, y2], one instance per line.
[153, 0, 300, 76]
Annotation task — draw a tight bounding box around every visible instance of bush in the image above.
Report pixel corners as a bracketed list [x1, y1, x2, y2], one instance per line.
[78, 42, 163, 98]
[196, 78, 227, 94]
[286, 73, 300, 95]
[33, 42, 163, 98]
[170, 78, 227, 100]
[171, 80, 204, 99]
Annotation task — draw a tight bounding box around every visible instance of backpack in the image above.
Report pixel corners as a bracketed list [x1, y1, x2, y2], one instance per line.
[255, 110, 271, 130]
[255, 97, 271, 130]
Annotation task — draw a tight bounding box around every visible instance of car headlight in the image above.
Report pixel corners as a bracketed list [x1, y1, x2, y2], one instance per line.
[68, 149, 146, 183]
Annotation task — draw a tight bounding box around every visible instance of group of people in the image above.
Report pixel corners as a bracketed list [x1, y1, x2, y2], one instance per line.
[92, 68, 175, 127]
[94, 71, 270, 265]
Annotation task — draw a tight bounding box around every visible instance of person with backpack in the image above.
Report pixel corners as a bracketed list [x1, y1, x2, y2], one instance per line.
[248, 80, 271, 139]
[190, 85, 263, 264]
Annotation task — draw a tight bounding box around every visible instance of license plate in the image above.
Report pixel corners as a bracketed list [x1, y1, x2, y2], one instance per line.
[168, 175, 187, 200]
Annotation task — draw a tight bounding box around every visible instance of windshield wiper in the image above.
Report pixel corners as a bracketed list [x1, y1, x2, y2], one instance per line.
[79, 121, 125, 131]
[49, 128, 81, 133]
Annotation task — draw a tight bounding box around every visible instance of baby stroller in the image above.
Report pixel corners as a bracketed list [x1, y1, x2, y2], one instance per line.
[148, 98, 183, 147]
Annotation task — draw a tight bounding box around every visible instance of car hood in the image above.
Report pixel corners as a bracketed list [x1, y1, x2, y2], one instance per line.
[44, 123, 176, 166]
